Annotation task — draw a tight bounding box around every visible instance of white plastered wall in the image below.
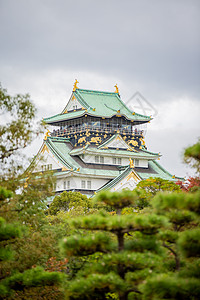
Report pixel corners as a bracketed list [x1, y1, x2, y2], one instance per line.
[82, 154, 148, 168]
[34, 149, 64, 172]
[55, 175, 109, 192]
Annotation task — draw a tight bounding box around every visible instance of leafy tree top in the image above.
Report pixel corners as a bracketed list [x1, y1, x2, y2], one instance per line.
[48, 191, 91, 215]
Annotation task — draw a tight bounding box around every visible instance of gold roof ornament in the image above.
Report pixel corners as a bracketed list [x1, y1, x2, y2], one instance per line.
[44, 130, 50, 140]
[73, 79, 79, 91]
[129, 158, 134, 168]
[114, 84, 120, 94]
[62, 167, 68, 171]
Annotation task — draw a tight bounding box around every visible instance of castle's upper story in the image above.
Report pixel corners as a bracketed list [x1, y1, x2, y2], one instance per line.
[44, 82, 152, 150]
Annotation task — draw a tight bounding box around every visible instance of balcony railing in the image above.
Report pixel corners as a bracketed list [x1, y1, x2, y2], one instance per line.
[51, 125, 143, 137]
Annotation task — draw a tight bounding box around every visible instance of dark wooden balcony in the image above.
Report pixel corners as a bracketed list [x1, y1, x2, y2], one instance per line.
[50, 125, 143, 137]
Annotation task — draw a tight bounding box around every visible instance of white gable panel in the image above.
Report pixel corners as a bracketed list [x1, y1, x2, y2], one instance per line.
[104, 135, 132, 150]
[110, 171, 141, 192]
[65, 96, 83, 111]
[34, 146, 64, 172]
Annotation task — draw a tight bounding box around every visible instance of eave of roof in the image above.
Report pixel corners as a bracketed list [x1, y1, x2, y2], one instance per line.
[137, 160, 183, 181]
[44, 88, 152, 124]
[43, 137, 120, 177]
[69, 146, 159, 159]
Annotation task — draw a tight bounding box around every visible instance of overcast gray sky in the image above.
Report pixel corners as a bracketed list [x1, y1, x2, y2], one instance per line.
[0, 0, 199, 177]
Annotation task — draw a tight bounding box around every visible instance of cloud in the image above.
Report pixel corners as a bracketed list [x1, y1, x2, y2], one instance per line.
[0, 0, 199, 177]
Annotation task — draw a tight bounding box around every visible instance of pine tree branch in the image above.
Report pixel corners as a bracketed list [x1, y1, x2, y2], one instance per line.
[163, 242, 180, 271]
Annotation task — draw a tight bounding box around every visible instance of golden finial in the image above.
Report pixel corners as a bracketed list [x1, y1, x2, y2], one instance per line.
[172, 175, 175, 179]
[114, 84, 119, 94]
[44, 130, 50, 140]
[129, 158, 134, 168]
[73, 79, 79, 91]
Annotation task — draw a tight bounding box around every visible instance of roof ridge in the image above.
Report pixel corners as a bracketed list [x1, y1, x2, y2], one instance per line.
[77, 88, 117, 95]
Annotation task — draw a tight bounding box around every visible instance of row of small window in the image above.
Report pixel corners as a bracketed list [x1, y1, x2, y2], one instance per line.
[94, 155, 122, 165]
[41, 164, 52, 171]
[81, 180, 91, 189]
[63, 180, 91, 190]
[93, 156, 139, 166]
[95, 156, 105, 163]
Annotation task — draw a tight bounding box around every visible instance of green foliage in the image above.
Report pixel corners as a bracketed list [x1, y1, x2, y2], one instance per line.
[132, 177, 181, 210]
[48, 191, 91, 215]
[184, 139, 200, 173]
[71, 213, 168, 234]
[95, 190, 139, 210]
[81, 252, 162, 275]
[5, 285, 64, 300]
[0, 187, 22, 264]
[136, 177, 181, 196]
[65, 272, 126, 300]
[5, 266, 63, 289]
[125, 235, 162, 254]
[0, 217, 21, 242]
[60, 190, 168, 299]
[0, 266, 64, 299]
[178, 228, 200, 258]
[61, 233, 114, 256]
[0, 84, 62, 299]
[140, 274, 200, 300]
[0, 83, 42, 180]
[0, 186, 13, 202]
[60, 182, 200, 300]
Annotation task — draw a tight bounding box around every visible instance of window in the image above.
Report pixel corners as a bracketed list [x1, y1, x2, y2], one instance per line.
[47, 164, 52, 170]
[134, 159, 139, 167]
[113, 157, 117, 164]
[73, 105, 77, 110]
[63, 181, 66, 189]
[118, 158, 122, 165]
[42, 164, 52, 171]
[81, 180, 86, 189]
[67, 180, 70, 189]
[82, 154, 85, 159]
[95, 156, 99, 163]
[87, 181, 91, 189]
[100, 156, 104, 163]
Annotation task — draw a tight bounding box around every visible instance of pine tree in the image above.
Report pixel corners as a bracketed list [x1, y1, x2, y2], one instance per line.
[140, 139, 200, 299]
[140, 190, 200, 299]
[60, 190, 168, 300]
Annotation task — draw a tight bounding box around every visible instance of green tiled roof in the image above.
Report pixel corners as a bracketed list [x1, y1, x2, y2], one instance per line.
[137, 160, 181, 181]
[45, 136, 119, 178]
[44, 88, 151, 124]
[46, 137, 76, 169]
[69, 145, 159, 159]
[96, 160, 183, 193]
[44, 110, 85, 123]
[41, 137, 181, 185]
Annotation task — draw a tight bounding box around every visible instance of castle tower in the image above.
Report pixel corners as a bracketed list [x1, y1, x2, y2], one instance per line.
[32, 82, 180, 197]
